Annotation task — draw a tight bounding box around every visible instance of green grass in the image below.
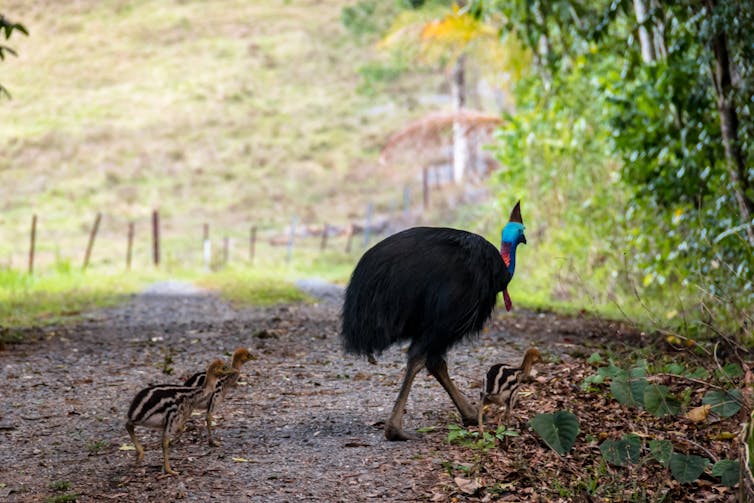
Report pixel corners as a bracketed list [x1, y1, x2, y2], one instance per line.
[0, 266, 152, 334]
[196, 267, 310, 306]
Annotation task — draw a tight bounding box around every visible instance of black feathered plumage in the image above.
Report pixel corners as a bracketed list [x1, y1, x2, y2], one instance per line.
[342, 227, 510, 365]
[341, 202, 525, 441]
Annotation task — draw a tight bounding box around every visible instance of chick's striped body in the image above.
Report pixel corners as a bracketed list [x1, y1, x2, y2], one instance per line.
[481, 364, 523, 408]
[125, 359, 235, 475]
[478, 347, 541, 430]
[183, 370, 238, 411]
[127, 384, 210, 433]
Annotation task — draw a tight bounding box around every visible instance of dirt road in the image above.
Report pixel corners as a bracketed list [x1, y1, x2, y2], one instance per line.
[0, 282, 621, 502]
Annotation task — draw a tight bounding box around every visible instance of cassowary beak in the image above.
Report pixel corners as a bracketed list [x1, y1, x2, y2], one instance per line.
[521, 234, 527, 245]
[509, 201, 523, 225]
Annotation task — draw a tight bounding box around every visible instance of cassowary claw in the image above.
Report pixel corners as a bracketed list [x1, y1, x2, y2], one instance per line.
[384, 424, 418, 441]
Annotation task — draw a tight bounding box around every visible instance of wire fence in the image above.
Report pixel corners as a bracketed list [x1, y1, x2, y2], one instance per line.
[5, 170, 473, 275]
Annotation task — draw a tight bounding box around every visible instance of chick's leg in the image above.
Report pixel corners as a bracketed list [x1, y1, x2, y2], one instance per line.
[126, 421, 144, 463]
[206, 410, 220, 447]
[161, 431, 178, 476]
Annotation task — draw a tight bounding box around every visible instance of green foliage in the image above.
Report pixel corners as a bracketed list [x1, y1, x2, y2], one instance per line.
[610, 366, 648, 408]
[483, 0, 754, 333]
[585, 360, 686, 418]
[86, 440, 108, 455]
[643, 384, 681, 418]
[356, 59, 410, 96]
[0, 14, 27, 98]
[599, 434, 642, 467]
[446, 424, 518, 451]
[716, 363, 744, 381]
[711, 459, 740, 488]
[702, 389, 743, 418]
[341, 1, 396, 38]
[648, 439, 673, 468]
[669, 453, 710, 484]
[48, 481, 71, 492]
[46, 481, 77, 503]
[529, 411, 580, 456]
[586, 352, 603, 365]
[594, 432, 718, 485]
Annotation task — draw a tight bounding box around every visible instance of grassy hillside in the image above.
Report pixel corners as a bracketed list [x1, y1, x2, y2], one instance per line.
[1, 1, 639, 328]
[0, 0, 446, 273]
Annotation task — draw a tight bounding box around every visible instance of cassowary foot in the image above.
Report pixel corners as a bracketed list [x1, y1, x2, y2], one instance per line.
[461, 408, 480, 428]
[462, 415, 479, 427]
[385, 424, 418, 441]
[208, 438, 221, 447]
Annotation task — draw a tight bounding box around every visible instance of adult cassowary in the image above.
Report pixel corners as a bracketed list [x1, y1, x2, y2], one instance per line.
[341, 201, 526, 441]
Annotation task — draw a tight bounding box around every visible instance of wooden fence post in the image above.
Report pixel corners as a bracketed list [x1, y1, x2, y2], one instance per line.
[203, 223, 211, 269]
[152, 210, 160, 266]
[126, 221, 134, 271]
[82, 212, 102, 270]
[28, 214, 37, 275]
[320, 223, 329, 252]
[403, 185, 411, 219]
[363, 203, 373, 246]
[286, 217, 297, 264]
[345, 224, 354, 253]
[249, 226, 257, 264]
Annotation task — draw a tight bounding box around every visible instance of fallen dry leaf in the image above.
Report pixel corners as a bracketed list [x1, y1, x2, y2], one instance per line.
[454, 476, 481, 495]
[118, 444, 135, 451]
[685, 404, 711, 423]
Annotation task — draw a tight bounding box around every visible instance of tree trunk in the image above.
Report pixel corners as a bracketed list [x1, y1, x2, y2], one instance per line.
[650, 0, 667, 59]
[706, 1, 754, 246]
[452, 53, 469, 184]
[633, 0, 656, 63]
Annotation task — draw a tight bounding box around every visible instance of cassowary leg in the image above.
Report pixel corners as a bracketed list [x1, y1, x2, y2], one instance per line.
[426, 358, 478, 426]
[385, 357, 425, 441]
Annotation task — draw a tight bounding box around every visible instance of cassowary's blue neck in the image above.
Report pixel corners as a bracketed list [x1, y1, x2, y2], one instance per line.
[500, 241, 519, 276]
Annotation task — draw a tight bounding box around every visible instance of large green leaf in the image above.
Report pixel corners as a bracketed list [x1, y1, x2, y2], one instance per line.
[702, 389, 742, 418]
[711, 459, 740, 487]
[600, 434, 642, 467]
[529, 411, 580, 456]
[649, 439, 673, 467]
[669, 453, 709, 484]
[715, 363, 744, 381]
[597, 361, 622, 379]
[610, 367, 647, 408]
[644, 384, 681, 417]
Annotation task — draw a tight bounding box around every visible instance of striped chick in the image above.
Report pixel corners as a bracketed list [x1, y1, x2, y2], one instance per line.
[184, 347, 253, 446]
[126, 359, 238, 475]
[478, 347, 541, 431]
